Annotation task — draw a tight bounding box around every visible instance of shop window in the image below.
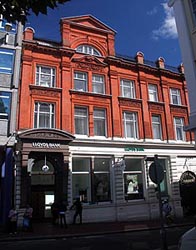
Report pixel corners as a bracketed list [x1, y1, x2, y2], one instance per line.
[0, 48, 14, 74]
[170, 88, 181, 105]
[74, 107, 88, 135]
[76, 45, 101, 56]
[152, 115, 162, 140]
[174, 117, 185, 141]
[74, 71, 87, 91]
[34, 102, 55, 128]
[36, 66, 55, 87]
[0, 91, 11, 119]
[123, 111, 138, 139]
[148, 84, 158, 102]
[93, 108, 107, 136]
[92, 74, 105, 94]
[120, 79, 135, 98]
[124, 158, 144, 200]
[72, 157, 111, 203]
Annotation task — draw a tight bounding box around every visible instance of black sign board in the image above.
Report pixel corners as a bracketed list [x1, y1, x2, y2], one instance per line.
[180, 170, 196, 185]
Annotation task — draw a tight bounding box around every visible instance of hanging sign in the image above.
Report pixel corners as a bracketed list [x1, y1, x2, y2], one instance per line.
[180, 171, 196, 185]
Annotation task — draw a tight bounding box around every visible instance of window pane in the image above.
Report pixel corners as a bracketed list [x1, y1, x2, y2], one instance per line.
[123, 112, 138, 138]
[94, 158, 111, 202]
[170, 88, 181, 105]
[74, 107, 88, 135]
[34, 102, 54, 128]
[92, 75, 105, 94]
[76, 45, 101, 56]
[36, 66, 55, 87]
[148, 84, 158, 102]
[72, 158, 90, 172]
[174, 117, 185, 140]
[94, 109, 106, 136]
[94, 173, 110, 202]
[0, 91, 11, 119]
[124, 158, 143, 200]
[152, 115, 162, 139]
[120, 79, 135, 98]
[0, 49, 14, 74]
[74, 72, 87, 91]
[72, 174, 89, 203]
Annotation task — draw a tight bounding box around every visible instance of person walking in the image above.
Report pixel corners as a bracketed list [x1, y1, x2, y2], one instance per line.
[70, 198, 83, 224]
[8, 207, 18, 234]
[51, 201, 59, 225]
[23, 204, 33, 231]
[59, 201, 67, 228]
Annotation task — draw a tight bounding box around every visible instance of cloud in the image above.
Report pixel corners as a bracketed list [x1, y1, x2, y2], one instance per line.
[147, 7, 158, 16]
[152, 2, 178, 40]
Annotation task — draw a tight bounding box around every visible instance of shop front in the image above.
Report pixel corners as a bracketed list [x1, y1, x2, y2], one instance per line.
[15, 129, 74, 221]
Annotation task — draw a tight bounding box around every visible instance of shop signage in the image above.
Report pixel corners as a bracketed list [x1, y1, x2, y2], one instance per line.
[180, 171, 196, 185]
[32, 142, 61, 148]
[124, 147, 144, 152]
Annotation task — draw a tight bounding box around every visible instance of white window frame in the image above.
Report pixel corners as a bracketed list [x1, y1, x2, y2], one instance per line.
[152, 115, 162, 140]
[120, 79, 135, 98]
[76, 45, 101, 56]
[92, 74, 105, 94]
[170, 88, 181, 105]
[34, 102, 55, 128]
[123, 112, 138, 139]
[74, 107, 88, 135]
[36, 65, 55, 87]
[148, 84, 158, 102]
[74, 71, 88, 91]
[93, 109, 107, 136]
[174, 117, 185, 141]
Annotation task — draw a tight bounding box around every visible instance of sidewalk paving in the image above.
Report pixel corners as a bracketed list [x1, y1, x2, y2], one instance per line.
[0, 216, 194, 242]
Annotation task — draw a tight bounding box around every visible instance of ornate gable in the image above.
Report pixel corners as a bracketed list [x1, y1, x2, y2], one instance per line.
[61, 15, 116, 34]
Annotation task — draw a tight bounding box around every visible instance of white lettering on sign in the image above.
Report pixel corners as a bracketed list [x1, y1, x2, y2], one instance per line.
[32, 142, 61, 148]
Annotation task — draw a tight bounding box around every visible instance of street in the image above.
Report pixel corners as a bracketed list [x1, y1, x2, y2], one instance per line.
[0, 225, 192, 250]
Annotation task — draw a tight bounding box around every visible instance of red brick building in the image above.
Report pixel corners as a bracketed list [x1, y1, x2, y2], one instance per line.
[15, 15, 196, 223]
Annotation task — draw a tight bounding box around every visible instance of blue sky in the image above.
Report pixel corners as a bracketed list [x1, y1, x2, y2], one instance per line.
[27, 0, 181, 67]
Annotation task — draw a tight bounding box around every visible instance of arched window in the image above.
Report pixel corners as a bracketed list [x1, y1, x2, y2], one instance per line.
[76, 45, 101, 56]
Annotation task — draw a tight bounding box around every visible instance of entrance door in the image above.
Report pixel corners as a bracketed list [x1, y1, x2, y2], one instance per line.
[31, 189, 54, 220]
[31, 157, 55, 220]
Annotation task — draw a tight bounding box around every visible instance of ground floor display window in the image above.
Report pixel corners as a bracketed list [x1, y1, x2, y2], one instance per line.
[124, 158, 144, 200]
[72, 156, 111, 203]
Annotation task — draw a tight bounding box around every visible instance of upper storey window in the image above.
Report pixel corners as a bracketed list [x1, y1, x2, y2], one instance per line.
[170, 88, 181, 105]
[0, 91, 11, 119]
[76, 45, 101, 56]
[148, 84, 158, 102]
[120, 79, 135, 98]
[74, 71, 88, 91]
[0, 48, 14, 74]
[92, 74, 105, 94]
[36, 66, 55, 87]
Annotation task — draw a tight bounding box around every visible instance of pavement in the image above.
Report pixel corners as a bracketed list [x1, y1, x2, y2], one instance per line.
[0, 216, 195, 242]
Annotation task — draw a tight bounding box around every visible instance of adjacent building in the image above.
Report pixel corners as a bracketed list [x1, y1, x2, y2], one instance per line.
[0, 16, 23, 224]
[15, 15, 196, 224]
[168, 0, 196, 136]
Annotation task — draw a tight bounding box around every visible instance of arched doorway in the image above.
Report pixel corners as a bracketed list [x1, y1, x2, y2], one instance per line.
[179, 170, 196, 216]
[29, 152, 66, 221]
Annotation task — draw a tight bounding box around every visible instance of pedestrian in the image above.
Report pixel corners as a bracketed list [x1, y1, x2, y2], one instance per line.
[70, 197, 83, 224]
[51, 201, 59, 225]
[23, 204, 33, 231]
[162, 199, 173, 224]
[59, 201, 67, 228]
[8, 207, 18, 234]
